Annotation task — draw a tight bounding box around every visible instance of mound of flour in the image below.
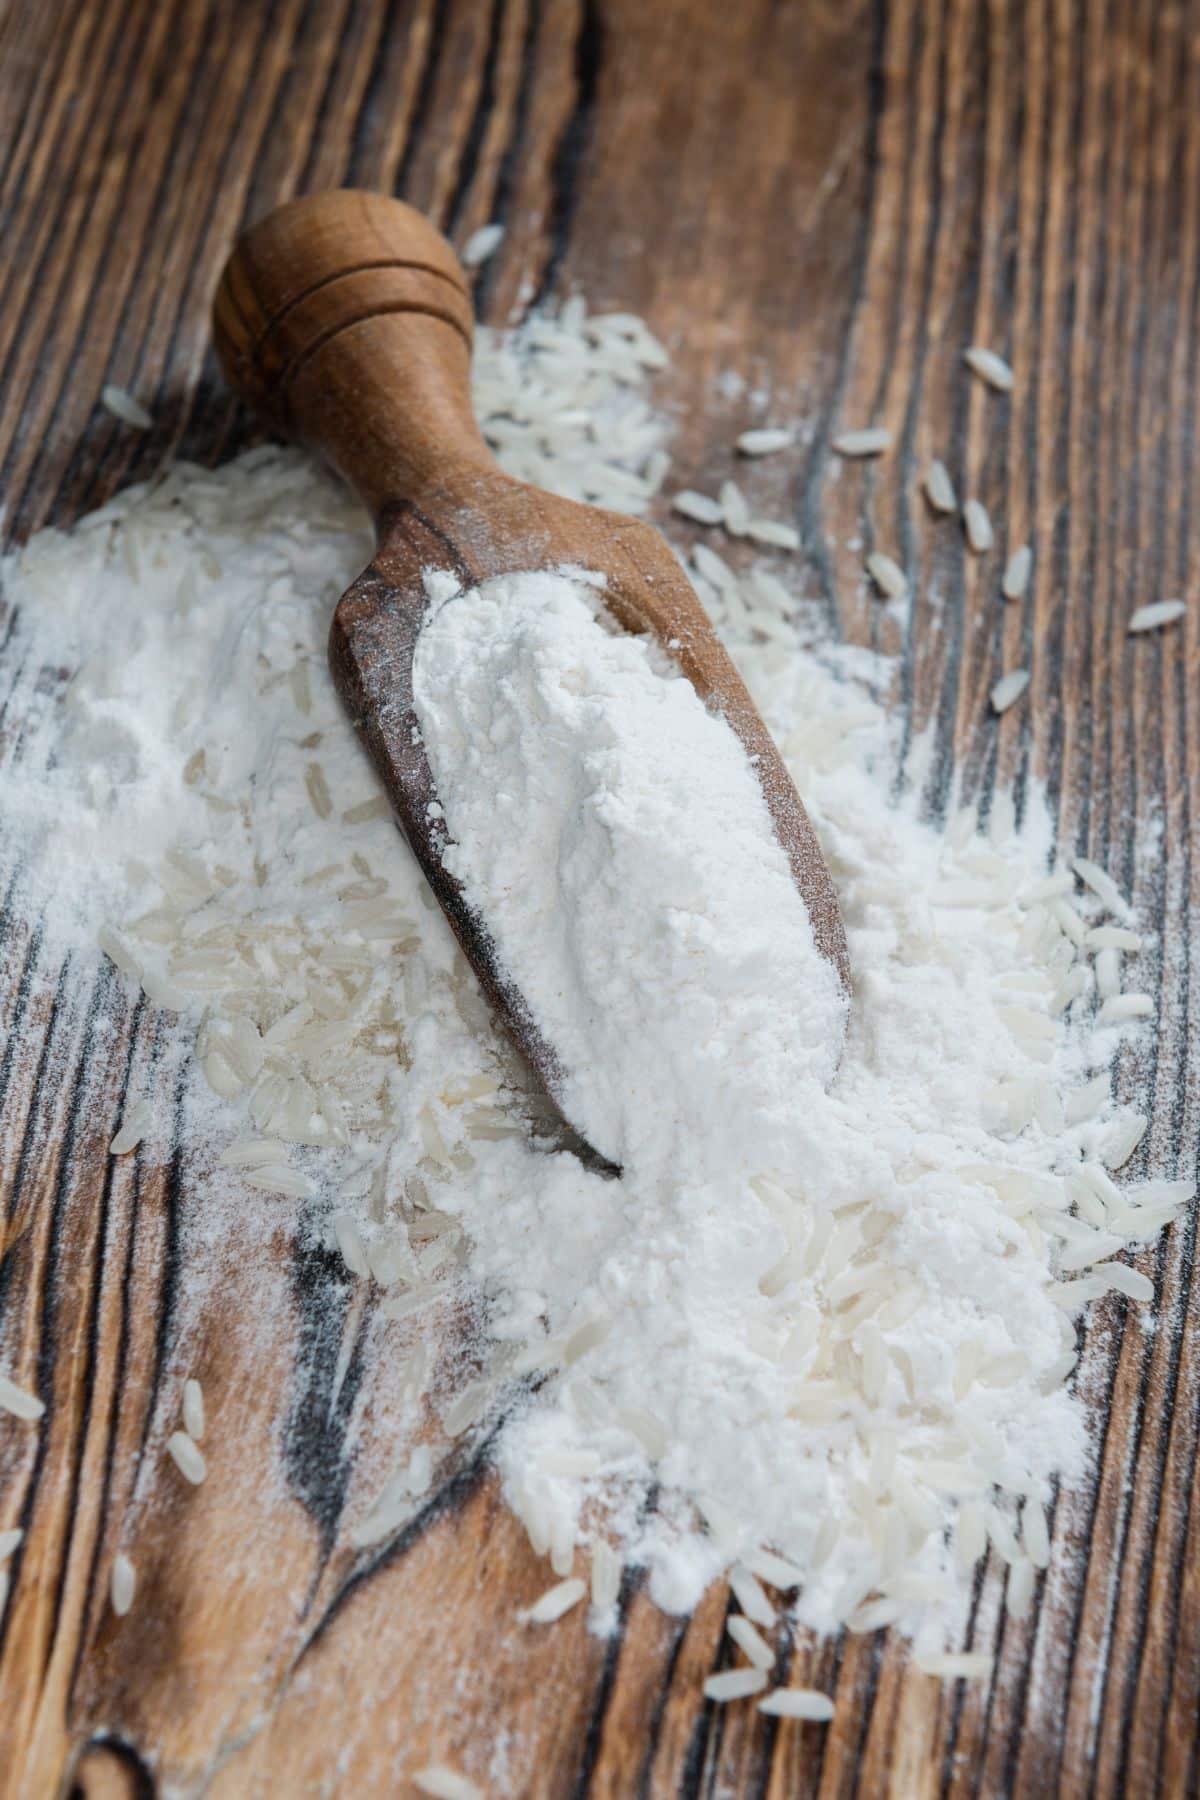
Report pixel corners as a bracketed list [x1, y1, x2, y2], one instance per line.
[413, 566, 846, 1177]
[0, 298, 1184, 1675]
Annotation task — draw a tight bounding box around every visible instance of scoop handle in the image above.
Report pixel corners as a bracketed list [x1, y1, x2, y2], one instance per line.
[212, 190, 490, 521]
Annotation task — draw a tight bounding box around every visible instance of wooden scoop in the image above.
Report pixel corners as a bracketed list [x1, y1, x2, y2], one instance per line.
[212, 190, 849, 1144]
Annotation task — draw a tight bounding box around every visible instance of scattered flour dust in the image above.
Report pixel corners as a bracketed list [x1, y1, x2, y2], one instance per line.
[0, 298, 1188, 1702]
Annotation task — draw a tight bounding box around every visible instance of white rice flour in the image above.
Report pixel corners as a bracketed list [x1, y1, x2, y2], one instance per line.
[0, 302, 1184, 1669]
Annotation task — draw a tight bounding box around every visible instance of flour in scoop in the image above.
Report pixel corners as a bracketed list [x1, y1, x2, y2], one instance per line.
[412, 567, 846, 1176]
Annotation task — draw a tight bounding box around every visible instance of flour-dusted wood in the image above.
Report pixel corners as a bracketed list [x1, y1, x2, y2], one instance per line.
[1, 2, 1199, 1797]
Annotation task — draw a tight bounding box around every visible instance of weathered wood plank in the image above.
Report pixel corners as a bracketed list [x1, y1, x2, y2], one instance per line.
[2, 0, 1199, 1793]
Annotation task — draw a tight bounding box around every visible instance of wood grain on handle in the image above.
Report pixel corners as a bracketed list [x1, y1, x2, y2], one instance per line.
[212, 191, 489, 519]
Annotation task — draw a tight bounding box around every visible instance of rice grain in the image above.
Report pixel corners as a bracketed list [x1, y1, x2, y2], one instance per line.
[758, 1687, 835, 1721]
[704, 1668, 769, 1702]
[166, 1430, 207, 1484]
[964, 499, 995, 554]
[832, 428, 891, 458]
[519, 1576, 587, 1624]
[461, 223, 504, 268]
[111, 1552, 136, 1616]
[866, 552, 908, 600]
[1002, 545, 1033, 600]
[964, 347, 1015, 392]
[1128, 600, 1186, 634]
[102, 385, 153, 430]
[923, 459, 958, 513]
[412, 1767, 482, 1800]
[0, 1375, 44, 1422]
[737, 428, 792, 456]
[990, 670, 1030, 714]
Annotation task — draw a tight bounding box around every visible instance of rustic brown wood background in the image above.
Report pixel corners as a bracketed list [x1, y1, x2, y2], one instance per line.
[2, 0, 1199, 1794]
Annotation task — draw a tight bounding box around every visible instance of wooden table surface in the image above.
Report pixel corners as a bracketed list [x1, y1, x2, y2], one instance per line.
[3, 1, 1200, 1794]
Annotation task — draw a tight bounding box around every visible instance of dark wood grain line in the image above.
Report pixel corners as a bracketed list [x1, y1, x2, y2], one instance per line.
[0, 946, 68, 1267]
[0, 0, 183, 534]
[56, 987, 148, 1707]
[891, 0, 950, 807]
[1083, 7, 1179, 1787]
[297, 1429, 496, 1663]
[293, 0, 376, 196]
[43, 0, 233, 522]
[66, 1057, 149, 1711]
[13, 971, 116, 1658]
[797, 0, 888, 645]
[633, 1607, 694, 1800]
[0, 915, 43, 1139]
[166, 0, 320, 476]
[534, 0, 600, 302]
[0, 0, 120, 327]
[567, 1590, 630, 1796]
[1148, 20, 1200, 1783]
[394, 0, 453, 201]
[936, 1556, 992, 1800]
[445, 0, 506, 232]
[471, 0, 538, 320]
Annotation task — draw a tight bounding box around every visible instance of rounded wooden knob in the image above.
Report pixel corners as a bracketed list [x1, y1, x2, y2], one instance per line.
[212, 190, 489, 519]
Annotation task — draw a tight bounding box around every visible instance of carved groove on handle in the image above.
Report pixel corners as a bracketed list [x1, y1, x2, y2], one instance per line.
[247, 256, 470, 358]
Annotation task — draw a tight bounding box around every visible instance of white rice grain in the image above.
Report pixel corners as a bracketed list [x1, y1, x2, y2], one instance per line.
[1065, 1074, 1111, 1125]
[866, 552, 908, 600]
[519, 1576, 587, 1624]
[1086, 927, 1143, 952]
[461, 222, 504, 268]
[109, 1100, 152, 1156]
[964, 347, 1015, 392]
[729, 1565, 776, 1627]
[671, 490, 724, 525]
[412, 1767, 482, 1800]
[1101, 1263, 1155, 1301]
[964, 499, 995, 554]
[727, 1615, 774, 1670]
[705, 1668, 769, 1702]
[832, 427, 891, 458]
[736, 428, 793, 456]
[241, 1165, 316, 1199]
[98, 925, 143, 979]
[1002, 544, 1033, 600]
[1103, 1114, 1148, 1169]
[166, 1431, 207, 1484]
[758, 1687, 835, 1721]
[111, 1552, 136, 1616]
[719, 480, 750, 535]
[1097, 994, 1153, 1026]
[745, 519, 801, 550]
[916, 1651, 993, 1682]
[747, 1549, 805, 1591]
[590, 1541, 622, 1610]
[183, 1377, 205, 1442]
[1073, 857, 1128, 917]
[923, 459, 958, 513]
[102, 385, 153, 430]
[0, 1376, 44, 1422]
[1128, 600, 1187, 634]
[990, 670, 1030, 714]
[217, 1137, 289, 1168]
[1006, 1555, 1036, 1619]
